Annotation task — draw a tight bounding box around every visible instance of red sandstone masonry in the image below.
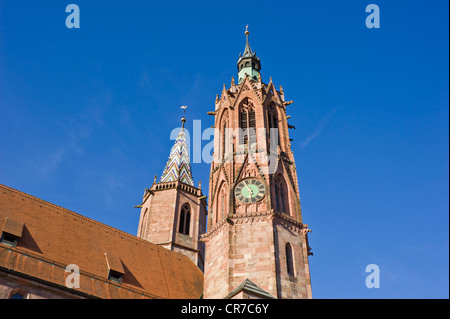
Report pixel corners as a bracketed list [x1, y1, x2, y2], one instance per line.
[203, 76, 312, 299]
[137, 181, 207, 272]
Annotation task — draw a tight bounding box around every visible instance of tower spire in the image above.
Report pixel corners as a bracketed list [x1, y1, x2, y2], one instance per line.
[243, 25, 253, 57]
[237, 25, 261, 83]
[159, 106, 194, 185]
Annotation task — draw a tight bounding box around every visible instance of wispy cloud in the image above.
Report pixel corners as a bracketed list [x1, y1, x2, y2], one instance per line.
[38, 126, 89, 177]
[300, 106, 339, 149]
[38, 91, 111, 176]
[39, 146, 66, 175]
[139, 71, 153, 90]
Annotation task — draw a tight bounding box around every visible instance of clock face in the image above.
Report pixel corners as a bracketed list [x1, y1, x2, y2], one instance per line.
[235, 179, 265, 203]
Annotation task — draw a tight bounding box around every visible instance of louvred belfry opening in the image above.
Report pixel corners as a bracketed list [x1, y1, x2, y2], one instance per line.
[239, 98, 256, 146]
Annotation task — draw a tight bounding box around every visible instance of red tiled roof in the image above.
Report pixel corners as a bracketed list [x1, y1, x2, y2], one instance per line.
[0, 184, 203, 299]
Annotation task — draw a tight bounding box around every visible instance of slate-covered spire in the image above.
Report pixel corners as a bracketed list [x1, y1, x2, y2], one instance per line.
[242, 25, 255, 58]
[237, 25, 261, 83]
[159, 107, 194, 186]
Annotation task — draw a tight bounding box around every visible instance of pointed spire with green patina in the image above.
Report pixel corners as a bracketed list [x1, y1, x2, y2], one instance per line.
[159, 106, 194, 186]
[237, 25, 261, 84]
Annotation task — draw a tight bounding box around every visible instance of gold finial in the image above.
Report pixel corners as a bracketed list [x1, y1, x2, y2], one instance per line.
[245, 25, 249, 36]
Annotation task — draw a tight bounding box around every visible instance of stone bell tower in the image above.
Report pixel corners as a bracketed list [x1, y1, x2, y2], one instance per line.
[201, 27, 313, 299]
[137, 113, 207, 272]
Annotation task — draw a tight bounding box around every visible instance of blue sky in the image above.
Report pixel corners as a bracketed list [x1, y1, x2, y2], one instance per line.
[0, 0, 448, 298]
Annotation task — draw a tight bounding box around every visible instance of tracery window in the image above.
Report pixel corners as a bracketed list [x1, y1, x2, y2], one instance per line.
[267, 104, 279, 146]
[240, 99, 256, 145]
[178, 204, 191, 236]
[216, 182, 227, 224]
[221, 110, 229, 160]
[275, 176, 288, 215]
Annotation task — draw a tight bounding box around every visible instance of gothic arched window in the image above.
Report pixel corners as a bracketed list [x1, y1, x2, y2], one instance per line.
[286, 243, 294, 276]
[275, 176, 288, 215]
[221, 109, 229, 160]
[9, 288, 27, 299]
[267, 104, 279, 146]
[221, 189, 226, 219]
[222, 120, 227, 159]
[240, 99, 256, 145]
[178, 204, 191, 236]
[216, 182, 227, 224]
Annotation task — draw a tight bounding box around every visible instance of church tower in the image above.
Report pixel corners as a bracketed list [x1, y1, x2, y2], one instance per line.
[201, 27, 313, 299]
[137, 115, 207, 271]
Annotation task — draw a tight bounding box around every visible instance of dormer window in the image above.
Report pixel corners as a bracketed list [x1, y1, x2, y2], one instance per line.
[0, 218, 23, 248]
[108, 270, 123, 284]
[105, 253, 125, 284]
[0, 232, 19, 247]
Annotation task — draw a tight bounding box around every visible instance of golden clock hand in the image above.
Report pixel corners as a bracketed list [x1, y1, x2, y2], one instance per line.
[244, 181, 254, 197]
